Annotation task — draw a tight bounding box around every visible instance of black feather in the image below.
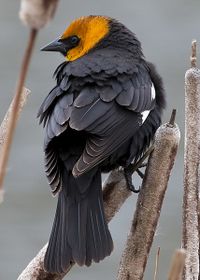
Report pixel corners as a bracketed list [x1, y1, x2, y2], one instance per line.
[44, 169, 113, 273]
[99, 86, 119, 102]
[74, 87, 98, 108]
[70, 98, 111, 131]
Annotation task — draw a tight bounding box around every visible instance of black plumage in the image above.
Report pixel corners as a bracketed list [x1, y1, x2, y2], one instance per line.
[38, 16, 166, 273]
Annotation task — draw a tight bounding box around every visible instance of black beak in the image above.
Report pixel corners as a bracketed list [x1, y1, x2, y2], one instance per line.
[41, 38, 67, 56]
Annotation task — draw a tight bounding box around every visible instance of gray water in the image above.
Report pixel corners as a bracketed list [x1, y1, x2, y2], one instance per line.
[0, 1, 199, 279]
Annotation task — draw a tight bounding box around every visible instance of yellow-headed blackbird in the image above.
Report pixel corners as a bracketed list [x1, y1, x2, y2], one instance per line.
[38, 15, 166, 273]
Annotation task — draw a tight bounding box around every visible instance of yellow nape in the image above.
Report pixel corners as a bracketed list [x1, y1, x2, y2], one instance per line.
[61, 16, 110, 61]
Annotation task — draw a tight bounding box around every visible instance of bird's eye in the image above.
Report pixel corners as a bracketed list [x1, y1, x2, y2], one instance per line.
[70, 36, 80, 45]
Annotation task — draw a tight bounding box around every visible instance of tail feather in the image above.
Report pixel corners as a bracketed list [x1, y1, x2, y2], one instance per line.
[85, 188, 113, 264]
[44, 169, 113, 273]
[44, 194, 72, 273]
[68, 200, 88, 265]
[60, 193, 72, 272]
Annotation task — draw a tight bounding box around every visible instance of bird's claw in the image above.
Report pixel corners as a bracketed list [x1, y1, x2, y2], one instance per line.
[124, 166, 140, 193]
[135, 160, 148, 179]
[128, 183, 141, 193]
[124, 160, 148, 193]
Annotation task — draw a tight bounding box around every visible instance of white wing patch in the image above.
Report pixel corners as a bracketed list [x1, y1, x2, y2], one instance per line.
[141, 110, 150, 124]
[151, 84, 156, 100]
[141, 84, 156, 124]
[140, 84, 156, 124]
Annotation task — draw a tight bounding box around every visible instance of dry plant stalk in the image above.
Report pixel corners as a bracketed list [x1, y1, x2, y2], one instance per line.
[0, 29, 37, 193]
[17, 170, 131, 279]
[0, 88, 30, 203]
[190, 40, 197, 68]
[168, 249, 186, 280]
[182, 40, 200, 280]
[19, 0, 60, 29]
[0, 88, 30, 150]
[153, 247, 160, 280]
[17, 244, 66, 280]
[103, 170, 132, 222]
[117, 116, 180, 280]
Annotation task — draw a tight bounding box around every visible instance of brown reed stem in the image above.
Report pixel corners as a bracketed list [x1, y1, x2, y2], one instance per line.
[182, 40, 200, 280]
[0, 88, 30, 203]
[153, 247, 160, 280]
[117, 112, 180, 280]
[0, 29, 37, 191]
[168, 249, 186, 280]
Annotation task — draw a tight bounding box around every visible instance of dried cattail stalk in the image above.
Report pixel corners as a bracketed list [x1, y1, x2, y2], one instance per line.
[17, 244, 65, 280]
[19, 0, 60, 29]
[153, 247, 160, 280]
[117, 115, 180, 280]
[168, 249, 186, 280]
[182, 40, 200, 280]
[190, 40, 197, 68]
[103, 169, 132, 222]
[0, 88, 30, 150]
[0, 88, 30, 203]
[0, 29, 36, 195]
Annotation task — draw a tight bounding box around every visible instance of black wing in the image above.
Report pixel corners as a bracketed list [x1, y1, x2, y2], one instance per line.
[38, 62, 156, 192]
[69, 67, 155, 176]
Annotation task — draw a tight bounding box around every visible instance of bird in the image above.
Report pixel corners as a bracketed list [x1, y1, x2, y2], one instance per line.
[38, 15, 166, 273]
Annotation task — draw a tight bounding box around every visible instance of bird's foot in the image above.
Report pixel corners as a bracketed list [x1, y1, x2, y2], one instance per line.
[124, 166, 140, 193]
[136, 162, 147, 179]
[123, 146, 154, 193]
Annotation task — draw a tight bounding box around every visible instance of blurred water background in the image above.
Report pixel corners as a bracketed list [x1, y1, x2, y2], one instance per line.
[0, 1, 199, 279]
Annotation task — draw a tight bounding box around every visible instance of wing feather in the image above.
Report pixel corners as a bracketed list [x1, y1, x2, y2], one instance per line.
[70, 98, 111, 131]
[41, 63, 156, 181]
[74, 87, 98, 107]
[68, 66, 155, 175]
[72, 106, 141, 176]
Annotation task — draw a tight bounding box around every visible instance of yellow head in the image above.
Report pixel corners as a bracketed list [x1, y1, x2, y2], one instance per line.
[41, 16, 110, 61]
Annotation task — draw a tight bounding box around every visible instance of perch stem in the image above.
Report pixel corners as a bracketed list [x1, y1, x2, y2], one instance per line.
[153, 247, 160, 280]
[190, 40, 197, 68]
[182, 40, 200, 279]
[117, 112, 180, 280]
[168, 249, 186, 280]
[0, 29, 37, 190]
[168, 109, 176, 126]
[0, 88, 30, 203]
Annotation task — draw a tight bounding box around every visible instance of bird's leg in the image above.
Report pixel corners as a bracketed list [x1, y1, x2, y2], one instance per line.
[136, 168, 145, 179]
[137, 162, 148, 168]
[123, 146, 154, 193]
[124, 165, 140, 193]
[136, 162, 148, 179]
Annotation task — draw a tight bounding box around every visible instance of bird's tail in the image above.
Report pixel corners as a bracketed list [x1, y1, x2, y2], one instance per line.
[44, 169, 113, 273]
